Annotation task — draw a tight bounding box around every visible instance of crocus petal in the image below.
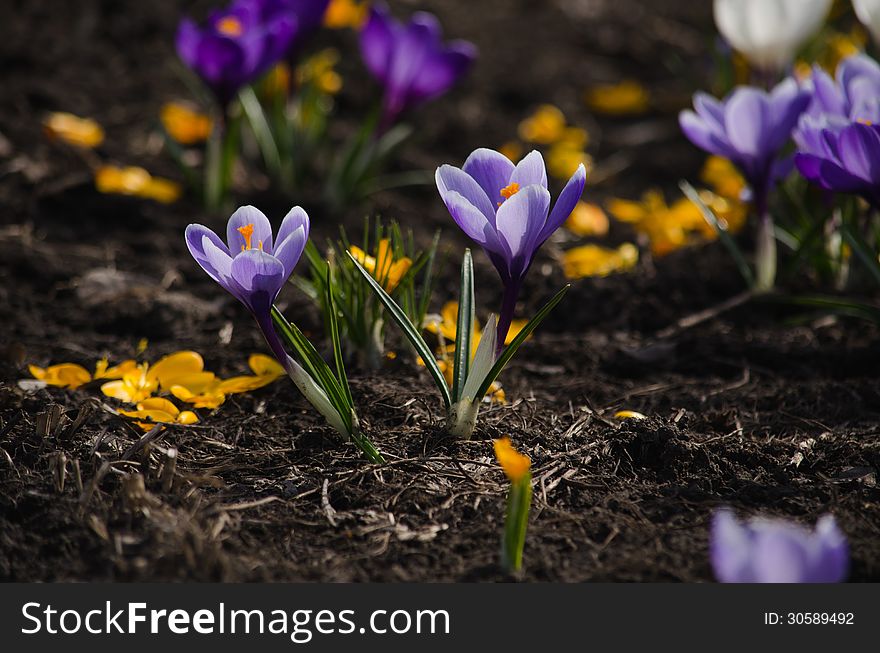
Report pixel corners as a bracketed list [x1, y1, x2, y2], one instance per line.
[227, 205, 274, 254]
[510, 150, 549, 190]
[436, 186, 505, 254]
[811, 515, 849, 582]
[436, 164, 497, 222]
[752, 526, 812, 583]
[711, 509, 755, 583]
[175, 18, 202, 69]
[680, 110, 734, 160]
[494, 184, 551, 278]
[185, 224, 230, 285]
[462, 148, 515, 204]
[230, 248, 286, 315]
[276, 205, 311, 248]
[408, 41, 476, 103]
[202, 234, 239, 296]
[540, 163, 588, 244]
[724, 87, 770, 157]
[273, 225, 307, 277]
[359, 4, 396, 84]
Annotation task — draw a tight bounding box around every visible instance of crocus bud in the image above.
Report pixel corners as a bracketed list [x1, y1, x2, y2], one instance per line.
[714, 0, 833, 73]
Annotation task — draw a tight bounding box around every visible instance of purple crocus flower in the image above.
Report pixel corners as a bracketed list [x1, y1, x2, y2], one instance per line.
[803, 54, 880, 124]
[176, 0, 297, 107]
[436, 148, 586, 347]
[795, 120, 880, 206]
[359, 3, 476, 128]
[185, 205, 308, 364]
[679, 78, 811, 212]
[711, 508, 848, 583]
[251, 0, 330, 56]
[793, 56, 880, 205]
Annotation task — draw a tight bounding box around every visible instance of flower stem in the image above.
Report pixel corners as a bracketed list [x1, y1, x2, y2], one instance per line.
[496, 280, 522, 356]
[753, 189, 776, 293]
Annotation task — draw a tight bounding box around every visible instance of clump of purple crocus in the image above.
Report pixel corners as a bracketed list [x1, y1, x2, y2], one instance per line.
[711, 508, 848, 583]
[359, 3, 476, 129]
[436, 148, 586, 348]
[185, 205, 308, 365]
[251, 0, 330, 57]
[176, 0, 297, 108]
[794, 55, 880, 206]
[679, 78, 811, 290]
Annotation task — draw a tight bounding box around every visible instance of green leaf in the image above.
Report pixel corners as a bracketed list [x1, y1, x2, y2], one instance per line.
[270, 306, 352, 432]
[767, 294, 880, 323]
[452, 250, 475, 402]
[475, 284, 569, 399]
[680, 180, 754, 287]
[238, 87, 282, 178]
[841, 223, 880, 287]
[325, 264, 353, 407]
[502, 472, 532, 573]
[347, 251, 452, 408]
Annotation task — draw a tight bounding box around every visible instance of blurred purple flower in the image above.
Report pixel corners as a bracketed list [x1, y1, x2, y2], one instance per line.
[436, 148, 586, 346]
[795, 120, 880, 206]
[359, 3, 476, 127]
[176, 0, 297, 107]
[711, 508, 848, 583]
[185, 205, 309, 363]
[804, 54, 880, 123]
[252, 0, 330, 55]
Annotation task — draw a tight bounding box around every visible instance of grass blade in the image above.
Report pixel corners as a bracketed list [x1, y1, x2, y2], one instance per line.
[270, 306, 352, 432]
[841, 223, 880, 287]
[475, 285, 569, 399]
[347, 251, 452, 408]
[325, 264, 353, 407]
[238, 87, 282, 178]
[452, 250, 474, 402]
[680, 180, 755, 287]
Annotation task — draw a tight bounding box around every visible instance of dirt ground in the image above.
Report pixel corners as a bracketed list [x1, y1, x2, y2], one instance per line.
[1, 0, 879, 582]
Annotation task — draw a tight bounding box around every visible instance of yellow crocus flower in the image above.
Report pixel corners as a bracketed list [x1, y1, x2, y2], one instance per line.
[562, 243, 638, 279]
[119, 397, 199, 432]
[494, 437, 531, 483]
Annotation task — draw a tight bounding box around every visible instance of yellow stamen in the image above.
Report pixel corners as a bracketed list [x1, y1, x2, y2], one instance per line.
[238, 223, 254, 251]
[217, 16, 243, 37]
[500, 182, 520, 201]
[858, 118, 873, 126]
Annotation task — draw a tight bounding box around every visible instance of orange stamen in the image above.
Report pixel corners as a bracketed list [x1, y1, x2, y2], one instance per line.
[858, 118, 873, 126]
[237, 223, 254, 251]
[500, 182, 520, 200]
[217, 16, 243, 37]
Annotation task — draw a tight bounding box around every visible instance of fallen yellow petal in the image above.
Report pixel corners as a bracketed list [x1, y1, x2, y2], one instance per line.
[146, 351, 205, 390]
[562, 243, 638, 279]
[137, 397, 180, 416]
[494, 437, 531, 483]
[94, 166, 181, 204]
[518, 104, 567, 144]
[499, 141, 523, 163]
[170, 384, 226, 409]
[585, 80, 650, 115]
[160, 102, 213, 145]
[547, 143, 593, 181]
[29, 363, 92, 389]
[43, 112, 105, 149]
[249, 353, 285, 378]
[614, 410, 647, 420]
[565, 201, 609, 237]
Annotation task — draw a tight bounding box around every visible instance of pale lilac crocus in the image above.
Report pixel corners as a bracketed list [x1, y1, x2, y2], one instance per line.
[185, 205, 308, 367]
[711, 508, 848, 583]
[359, 3, 476, 129]
[679, 78, 811, 289]
[436, 148, 586, 347]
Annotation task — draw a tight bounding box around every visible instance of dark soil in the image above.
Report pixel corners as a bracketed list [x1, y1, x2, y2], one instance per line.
[1, 0, 879, 582]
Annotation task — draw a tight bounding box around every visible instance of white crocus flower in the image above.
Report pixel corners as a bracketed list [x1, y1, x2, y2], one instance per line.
[714, 0, 833, 72]
[854, 0, 880, 44]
